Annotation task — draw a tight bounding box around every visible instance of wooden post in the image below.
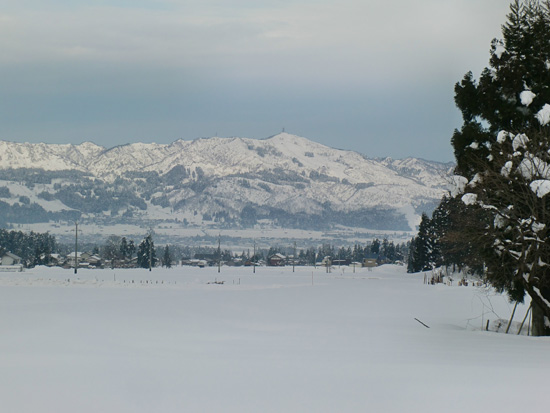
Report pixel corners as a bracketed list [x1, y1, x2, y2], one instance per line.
[505, 301, 519, 334]
[529, 304, 532, 336]
[517, 304, 532, 335]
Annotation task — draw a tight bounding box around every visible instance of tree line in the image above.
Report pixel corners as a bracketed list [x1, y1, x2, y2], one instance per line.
[1, 227, 409, 269]
[0, 229, 57, 267]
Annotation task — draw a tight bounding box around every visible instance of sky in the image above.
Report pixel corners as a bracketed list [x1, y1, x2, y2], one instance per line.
[0, 0, 514, 162]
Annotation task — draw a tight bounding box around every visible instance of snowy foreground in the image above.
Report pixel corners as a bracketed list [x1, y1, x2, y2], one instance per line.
[0, 265, 548, 413]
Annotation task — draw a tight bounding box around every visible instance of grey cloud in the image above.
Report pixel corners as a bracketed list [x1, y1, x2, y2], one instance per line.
[0, 0, 513, 161]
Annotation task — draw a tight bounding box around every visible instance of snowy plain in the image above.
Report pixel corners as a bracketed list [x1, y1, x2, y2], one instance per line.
[0, 264, 547, 413]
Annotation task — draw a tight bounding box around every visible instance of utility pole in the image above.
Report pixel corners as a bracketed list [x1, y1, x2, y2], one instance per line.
[253, 239, 256, 274]
[293, 241, 296, 273]
[73, 221, 79, 274]
[218, 233, 221, 273]
[149, 235, 152, 272]
[314, 252, 316, 269]
[147, 227, 154, 272]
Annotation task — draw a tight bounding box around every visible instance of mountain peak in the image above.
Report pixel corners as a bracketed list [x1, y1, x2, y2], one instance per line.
[266, 132, 314, 144]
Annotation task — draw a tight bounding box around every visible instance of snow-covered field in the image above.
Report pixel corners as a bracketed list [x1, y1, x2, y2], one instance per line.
[0, 265, 547, 412]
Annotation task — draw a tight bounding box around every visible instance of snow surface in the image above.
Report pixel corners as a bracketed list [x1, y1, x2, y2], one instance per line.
[0, 265, 546, 413]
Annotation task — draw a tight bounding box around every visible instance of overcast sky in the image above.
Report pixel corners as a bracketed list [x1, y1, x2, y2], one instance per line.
[0, 0, 513, 161]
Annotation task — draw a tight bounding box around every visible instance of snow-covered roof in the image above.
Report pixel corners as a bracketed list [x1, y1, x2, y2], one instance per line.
[2, 251, 21, 260]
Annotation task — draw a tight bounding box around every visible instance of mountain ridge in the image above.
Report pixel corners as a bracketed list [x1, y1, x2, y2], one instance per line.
[0, 133, 453, 233]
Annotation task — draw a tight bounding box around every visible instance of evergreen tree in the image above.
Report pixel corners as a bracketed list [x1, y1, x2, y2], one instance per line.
[407, 238, 416, 273]
[162, 245, 172, 268]
[431, 195, 485, 274]
[444, 0, 550, 335]
[221, 249, 232, 262]
[119, 237, 129, 261]
[137, 234, 157, 270]
[317, 244, 334, 259]
[384, 240, 396, 262]
[102, 235, 121, 265]
[267, 246, 283, 259]
[336, 246, 352, 261]
[304, 247, 316, 265]
[408, 213, 433, 272]
[127, 240, 136, 259]
[452, 0, 550, 179]
[356, 244, 361, 261]
[380, 239, 389, 259]
[370, 239, 380, 255]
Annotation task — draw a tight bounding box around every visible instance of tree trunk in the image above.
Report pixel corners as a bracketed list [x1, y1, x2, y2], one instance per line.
[522, 282, 550, 336]
[531, 302, 550, 336]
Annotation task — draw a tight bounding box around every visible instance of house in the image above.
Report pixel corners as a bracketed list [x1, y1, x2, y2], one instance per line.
[80, 252, 93, 262]
[320, 256, 332, 267]
[40, 253, 62, 267]
[1, 251, 21, 266]
[87, 255, 102, 268]
[48, 253, 62, 266]
[0, 251, 23, 272]
[362, 258, 378, 268]
[332, 259, 351, 266]
[184, 259, 208, 268]
[65, 252, 102, 268]
[268, 253, 286, 266]
[67, 252, 88, 268]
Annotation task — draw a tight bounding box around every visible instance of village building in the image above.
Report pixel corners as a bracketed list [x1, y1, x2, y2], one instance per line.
[268, 253, 286, 266]
[0, 251, 23, 272]
[67, 252, 87, 268]
[362, 258, 378, 268]
[1, 251, 22, 266]
[44, 253, 62, 267]
[320, 256, 332, 267]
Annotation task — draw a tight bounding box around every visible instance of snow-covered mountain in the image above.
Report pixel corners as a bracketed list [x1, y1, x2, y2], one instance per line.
[0, 133, 453, 231]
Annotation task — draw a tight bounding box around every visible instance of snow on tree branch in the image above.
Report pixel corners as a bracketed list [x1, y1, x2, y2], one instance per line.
[536, 104, 550, 126]
[530, 179, 550, 197]
[520, 90, 536, 107]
